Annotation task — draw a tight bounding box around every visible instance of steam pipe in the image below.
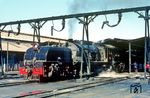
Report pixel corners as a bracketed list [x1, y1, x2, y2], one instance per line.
[52, 19, 65, 32]
[101, 13, 122, 29]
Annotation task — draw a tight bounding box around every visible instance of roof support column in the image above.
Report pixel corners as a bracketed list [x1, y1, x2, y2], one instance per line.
[144, 9, 150, 78]
[136, 9, 150, 79]
[77, 15, 97, 78]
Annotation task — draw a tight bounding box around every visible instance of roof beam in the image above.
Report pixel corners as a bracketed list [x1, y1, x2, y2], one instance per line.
[0, 6, 150, 26]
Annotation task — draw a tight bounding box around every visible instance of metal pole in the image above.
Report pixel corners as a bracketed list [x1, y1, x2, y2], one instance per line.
[37, 22, 41, 44]
[144, 9, 149, 79]
[129, 41, 131, 73]
[7, 41, 9, 72]
[0, 31, 3, 75]
[80, 42, 83, 79]
[80, 23, 85, 79]
[144, 28, 147, 79]
[85, 17, 91, 75]
[0, 26, 6, 75]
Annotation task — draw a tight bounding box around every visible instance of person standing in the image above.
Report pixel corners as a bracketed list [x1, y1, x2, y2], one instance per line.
[133, 61, 138, 73]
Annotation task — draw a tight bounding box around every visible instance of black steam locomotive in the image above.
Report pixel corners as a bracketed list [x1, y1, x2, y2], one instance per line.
[20, 40, 114, 81]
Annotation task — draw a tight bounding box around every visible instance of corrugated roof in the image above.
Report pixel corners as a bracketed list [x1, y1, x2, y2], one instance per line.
[1, 31, 66, 52]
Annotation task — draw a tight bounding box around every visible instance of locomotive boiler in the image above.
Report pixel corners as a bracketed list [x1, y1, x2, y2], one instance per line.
[19, 40, 113, 81]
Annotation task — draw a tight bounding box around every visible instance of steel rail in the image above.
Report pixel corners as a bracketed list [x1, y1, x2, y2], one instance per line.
[0, 6, 150, 26]
[0, 80, 37, 88]
[38, 78, 128, 98]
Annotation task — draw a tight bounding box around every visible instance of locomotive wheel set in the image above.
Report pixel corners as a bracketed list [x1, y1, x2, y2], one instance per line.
[19, 40, 112, 82]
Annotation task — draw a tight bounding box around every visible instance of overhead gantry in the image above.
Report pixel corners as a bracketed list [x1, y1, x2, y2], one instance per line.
[0, 6, 150, 78]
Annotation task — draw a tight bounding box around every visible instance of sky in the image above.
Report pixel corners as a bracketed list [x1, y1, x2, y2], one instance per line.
[0, 0, 150, 42]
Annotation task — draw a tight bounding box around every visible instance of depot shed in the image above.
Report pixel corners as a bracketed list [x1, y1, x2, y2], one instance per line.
[0, 31, 66, 70]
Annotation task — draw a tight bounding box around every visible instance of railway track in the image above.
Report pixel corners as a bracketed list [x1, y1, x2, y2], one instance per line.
[0, 79, 37, 88]
[12, 77, 129, 98]
[0, 76, 20, 80]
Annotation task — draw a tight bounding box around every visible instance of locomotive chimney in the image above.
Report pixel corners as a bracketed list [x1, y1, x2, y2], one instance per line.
[68, 38, 74, 42]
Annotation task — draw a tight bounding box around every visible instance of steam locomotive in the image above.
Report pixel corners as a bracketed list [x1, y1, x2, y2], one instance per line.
[19, 40, 114, 81]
